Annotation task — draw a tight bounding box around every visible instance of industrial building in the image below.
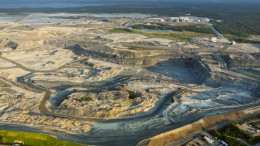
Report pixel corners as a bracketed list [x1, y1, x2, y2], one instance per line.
[203, 136, 214, 144]
[211, 37, 218, 43]
[148, 18, 165, 22]
[170, 16, 210, 23]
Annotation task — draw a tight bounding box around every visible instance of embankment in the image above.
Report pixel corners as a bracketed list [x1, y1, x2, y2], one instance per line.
[137, 108, 259, 146]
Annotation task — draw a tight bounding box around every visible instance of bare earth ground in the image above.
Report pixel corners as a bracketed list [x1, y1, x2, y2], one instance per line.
[0, 13, 259, 145]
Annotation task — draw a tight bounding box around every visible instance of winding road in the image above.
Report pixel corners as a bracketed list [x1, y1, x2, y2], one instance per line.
[0, 54, 259, 145]
[0, 54, 179, 122]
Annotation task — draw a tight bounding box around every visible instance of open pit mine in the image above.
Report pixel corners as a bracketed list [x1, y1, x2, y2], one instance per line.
[0, 13, 259, 146]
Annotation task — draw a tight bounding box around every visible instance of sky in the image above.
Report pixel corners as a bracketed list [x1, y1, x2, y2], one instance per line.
[0, 0, 259, 3]
[0, 0, 259, 8]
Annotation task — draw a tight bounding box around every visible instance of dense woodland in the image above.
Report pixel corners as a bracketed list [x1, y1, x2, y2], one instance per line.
[210, 124, 260, 146]
[1, 2, 259, 43]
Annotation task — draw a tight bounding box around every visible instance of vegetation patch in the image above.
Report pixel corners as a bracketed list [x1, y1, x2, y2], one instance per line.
[0, 27, 6, 30]
[243, 115, 260, 122]
[0, 130, 84, 146]
[132, 24, 213, 34]
[210, 123, 260, 146]
[5, 41, 18, 50]
[49, 16, 84, 20]
[11, 25, 34, 31]
[212, 20, 260, 44]
[223, 34, 260, 44]
[109, 28, 213, 41]
[74, 96, 93, 102]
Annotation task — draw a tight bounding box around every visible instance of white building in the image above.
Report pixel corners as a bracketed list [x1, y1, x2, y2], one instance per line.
[203, 136, 214, 144]
[148, 18, 165, 22]
[179, 16, 191, 22]
[179, 16, 210, 23]
[170, 17, 179, 22]
[220, 140, 228, 146]
[211, 37, 218, 43]
[231, 41, 236, 46]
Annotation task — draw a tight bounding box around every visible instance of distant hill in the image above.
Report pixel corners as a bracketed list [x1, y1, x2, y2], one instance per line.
[0, 0, 259, 4]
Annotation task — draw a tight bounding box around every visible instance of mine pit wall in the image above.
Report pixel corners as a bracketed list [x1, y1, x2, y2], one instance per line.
[50, 90, 74, 107]
[138, 109, 260, 146]
[220, 53, 260, 68]
[185, 58, 211, 84]
[209, 54, 260, 93]
[66, 44, 213, 82]
[16, 75, 44, 93]
[206, 72, 259, 95]
[65, 44, 168, 67]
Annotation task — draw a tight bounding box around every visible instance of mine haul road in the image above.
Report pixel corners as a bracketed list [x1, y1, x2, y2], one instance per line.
[0, 54, 178, 122]
[0, 101, 259, 146]
[0, 54, 259, 146]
